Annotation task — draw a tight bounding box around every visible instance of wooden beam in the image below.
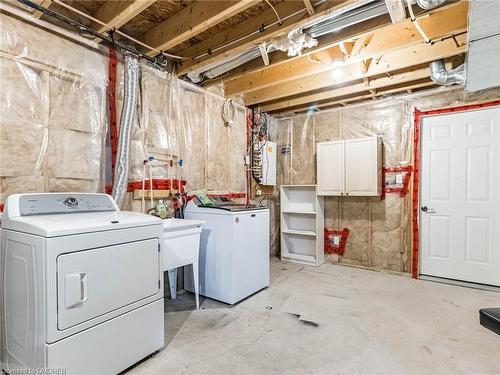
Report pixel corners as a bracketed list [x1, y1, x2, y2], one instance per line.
[244, 33, 467, 105]
[259, 62, 455, 112]
[32, 0, 52, 19]
[92, 0, 157, 34]
[176, 0, 362, 75]
[303, 0, 315, 15]
[143, 0, 260, 55]
[223, 1, 468, 96]
[287, 80, 436, 114]
[203, 14, 388, 83]
[222, 46, 345, 96]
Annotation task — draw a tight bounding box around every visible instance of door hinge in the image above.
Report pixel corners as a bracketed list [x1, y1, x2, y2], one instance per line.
[158, 243, 161, 252]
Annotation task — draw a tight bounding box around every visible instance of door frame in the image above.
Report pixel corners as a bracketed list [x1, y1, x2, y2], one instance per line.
[411, 99, 500, 279]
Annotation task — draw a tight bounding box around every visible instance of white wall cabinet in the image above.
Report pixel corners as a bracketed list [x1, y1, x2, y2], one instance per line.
[317, 136, 382, 196]
[280, 185, 324, 266]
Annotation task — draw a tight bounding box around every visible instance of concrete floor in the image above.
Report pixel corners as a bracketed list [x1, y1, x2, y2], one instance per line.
[127, 260, 500, 375]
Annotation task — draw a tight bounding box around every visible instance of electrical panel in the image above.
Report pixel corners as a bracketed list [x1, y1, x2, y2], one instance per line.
[260, 141, 277, 186]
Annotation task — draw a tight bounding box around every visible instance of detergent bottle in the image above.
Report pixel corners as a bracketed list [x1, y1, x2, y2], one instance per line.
[156, 199, 168, 219]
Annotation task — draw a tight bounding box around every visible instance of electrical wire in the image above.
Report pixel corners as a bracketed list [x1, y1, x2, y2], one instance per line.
[51, 0, 186, 60]
[221, 99, 236, 127]
[265, 0, 283, 26]
[192, 4, 313, 60]
[17, 0, 160, 66]
[405, 0, 431, 44]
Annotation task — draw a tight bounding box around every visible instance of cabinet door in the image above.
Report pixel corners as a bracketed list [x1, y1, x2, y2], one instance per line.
[345, 137, 381, 196]
[317, 141, 344, 195]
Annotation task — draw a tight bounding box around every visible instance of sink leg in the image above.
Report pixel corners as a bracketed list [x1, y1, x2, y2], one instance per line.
[193, 261, 199, 310]
[167, 268, 177, 299]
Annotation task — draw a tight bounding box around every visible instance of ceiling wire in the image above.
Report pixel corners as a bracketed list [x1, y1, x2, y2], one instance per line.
[51, 0, 185, 60]
[265, 0, 283, 25]
[17, 0, 162, 65]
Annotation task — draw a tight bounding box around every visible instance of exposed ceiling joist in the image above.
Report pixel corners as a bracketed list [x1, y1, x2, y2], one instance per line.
[32, 0, 52, 19]
[289, 80, 436, 113]
[260, 60, 457, 112]
[223, 46, 346, 96]
[211, 14, 389, 83]
[303, 0, 315, 15]
[177, 0, 364, 75]
[176, 1, 304, 69]
[223, 1, 468, 96]
[143, 0, 260, 56]
[245, 32, 467, 105]
[92, 0, 157, 34]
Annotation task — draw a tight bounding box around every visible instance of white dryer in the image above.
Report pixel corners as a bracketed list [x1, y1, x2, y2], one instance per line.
[184, 199, 269, 305]
[0, 193, 164, 375]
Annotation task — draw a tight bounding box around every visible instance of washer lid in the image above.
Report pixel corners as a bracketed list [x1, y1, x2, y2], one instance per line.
[2, 211, 162, 237]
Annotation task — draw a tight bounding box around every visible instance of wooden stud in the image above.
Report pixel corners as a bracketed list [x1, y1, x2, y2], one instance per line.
[32, 0, 52, 19]
[222, 1, 467, 96]
[245, 33, 467, 105]
[259, 64, 436, 112]
[303, 0, 315, 15]
[143, 0, 260, 55]
[224, 46, 345, 96]
[287, 80, 436, 114]
[176, 0, 358, 74]
[92, 0, 157, 34]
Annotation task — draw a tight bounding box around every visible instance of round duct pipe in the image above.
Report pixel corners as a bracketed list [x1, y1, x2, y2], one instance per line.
[416, 0, 446, 10]
[429, 59, 465, 86]
[112, 55, 139, 207]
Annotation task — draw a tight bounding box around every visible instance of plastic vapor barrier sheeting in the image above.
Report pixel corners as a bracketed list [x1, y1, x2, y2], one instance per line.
[0, 12, 108, 201]
[269, 86, 500, 271]
[0, 11, 248, 214]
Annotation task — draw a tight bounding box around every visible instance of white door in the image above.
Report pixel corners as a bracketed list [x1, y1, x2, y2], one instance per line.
[345, 137, 380, 196]
[317, 141, 344, 196]
[420, 106, 500, 286]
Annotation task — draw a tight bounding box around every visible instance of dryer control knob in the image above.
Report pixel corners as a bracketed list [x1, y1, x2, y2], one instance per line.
[64, 197, 79, 208]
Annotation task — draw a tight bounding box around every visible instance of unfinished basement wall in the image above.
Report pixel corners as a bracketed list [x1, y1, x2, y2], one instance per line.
[0, 11, 108, 200]
[0, 12, 247, 209]
[269, 86, 500, 272]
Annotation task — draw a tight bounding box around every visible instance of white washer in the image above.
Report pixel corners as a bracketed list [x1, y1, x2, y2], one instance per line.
[0, 193, 164, 375]
[184, 200, 269, 304]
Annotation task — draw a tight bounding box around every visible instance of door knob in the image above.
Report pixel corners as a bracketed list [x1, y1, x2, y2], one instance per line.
[421, 206, 436, 214]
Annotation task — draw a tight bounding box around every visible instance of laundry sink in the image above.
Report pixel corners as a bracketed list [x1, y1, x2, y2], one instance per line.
[162, 218, 204, 271]
[162, 218, 204, 308]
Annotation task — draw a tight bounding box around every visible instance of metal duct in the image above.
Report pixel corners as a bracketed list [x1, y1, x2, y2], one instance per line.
[306, 0, 388, 38]
[429, 59, 465, 85]
[112, 55, 139, 207]
[188, 45, 275, 83]
[187, 0, 382, 82]
[416, 0, 445, 10]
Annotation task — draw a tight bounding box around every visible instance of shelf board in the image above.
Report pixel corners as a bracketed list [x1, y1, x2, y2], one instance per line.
[281, 185, 317, 188]
[282, 229, 316, 237]
[281, 210, 317, 215]
[282, 253, 318, 264]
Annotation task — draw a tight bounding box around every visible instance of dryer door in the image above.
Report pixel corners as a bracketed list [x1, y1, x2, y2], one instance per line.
[57, 239, 160, 331]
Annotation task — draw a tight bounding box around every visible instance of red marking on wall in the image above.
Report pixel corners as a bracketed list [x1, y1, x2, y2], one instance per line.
[412, 100, 500, 279]
[383, 166, 413, 197]
[324, 228, 350, 255]
[107, 46, 118, 191]
[127, 179, 186, 193]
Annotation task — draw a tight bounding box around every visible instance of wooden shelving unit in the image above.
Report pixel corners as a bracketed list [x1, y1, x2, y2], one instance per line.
[280, 185, 324, 266]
